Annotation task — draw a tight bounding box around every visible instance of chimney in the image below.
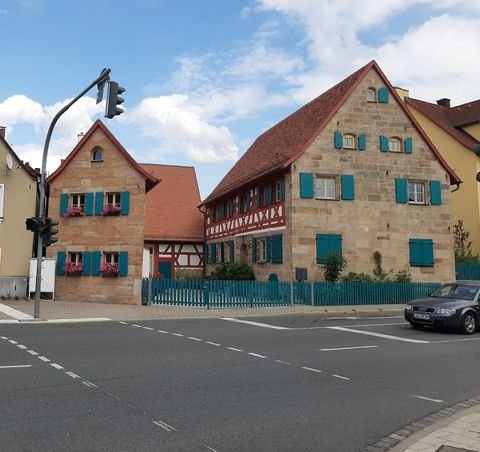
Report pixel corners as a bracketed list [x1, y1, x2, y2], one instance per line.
[436, 98, 451, 108]
[0, 126, 5, 140]
[77, 132, 85, 143]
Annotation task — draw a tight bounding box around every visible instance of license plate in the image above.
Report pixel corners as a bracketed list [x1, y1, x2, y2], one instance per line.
[414, 313, 430, 320]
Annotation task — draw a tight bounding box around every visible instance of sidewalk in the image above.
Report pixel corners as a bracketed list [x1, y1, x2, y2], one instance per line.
[1, 299, 480, 451]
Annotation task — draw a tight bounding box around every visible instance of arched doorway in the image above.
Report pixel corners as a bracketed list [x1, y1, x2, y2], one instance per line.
[240, 244, 248, 263]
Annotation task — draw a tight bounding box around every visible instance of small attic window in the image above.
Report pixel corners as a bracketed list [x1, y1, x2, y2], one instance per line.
[367, 88, 377, 102]
[92, 147, 104, 162]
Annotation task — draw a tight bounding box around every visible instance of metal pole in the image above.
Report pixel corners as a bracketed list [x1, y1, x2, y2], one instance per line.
[33, 69, 111, 318]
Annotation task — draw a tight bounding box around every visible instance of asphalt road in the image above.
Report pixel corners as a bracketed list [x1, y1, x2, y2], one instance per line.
[2, 313, 480, 451]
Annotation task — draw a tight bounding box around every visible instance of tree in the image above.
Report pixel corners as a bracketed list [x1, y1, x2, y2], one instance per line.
[323, 252, 347, 282]
[453, 220, 479, 262]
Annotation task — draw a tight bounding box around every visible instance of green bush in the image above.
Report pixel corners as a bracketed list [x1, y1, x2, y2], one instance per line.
[341, 272, 374, 282]
[211, 262, 256, 280]
[323, 252, 347, 282]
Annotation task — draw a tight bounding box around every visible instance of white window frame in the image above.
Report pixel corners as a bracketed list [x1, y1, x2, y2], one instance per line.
[104, 252, 119, 265]
[0, 184, 4, 223]
[343, 134, 356, 149]
[408, 181, 426, 205]
[389, 137, 402, 152]
[71, 193, 85, 209]
[91, 147, 104, 162]
[367, 88, 377, 102]
[106, 192, 121, 207]
[257, 238, 267, 263]
[69, 252, 83, 264]
[315, 176, 337, 200]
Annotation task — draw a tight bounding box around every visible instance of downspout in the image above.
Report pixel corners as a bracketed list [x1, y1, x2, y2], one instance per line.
[198, 205, 208, 279]
[451, 182, 462, 193]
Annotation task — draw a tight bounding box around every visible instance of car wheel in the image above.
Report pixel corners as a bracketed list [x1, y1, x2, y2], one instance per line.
[461, 312, 477, 335]
[409, 322, 424, 329]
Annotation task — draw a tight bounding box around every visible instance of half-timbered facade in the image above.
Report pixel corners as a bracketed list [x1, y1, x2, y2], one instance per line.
[201, 61, 461, 283]
[142, 164, 204, 279]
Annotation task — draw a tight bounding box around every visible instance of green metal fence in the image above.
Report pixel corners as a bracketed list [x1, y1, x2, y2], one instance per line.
[456, 263, 480, 280]
[142, 278, 441, 308]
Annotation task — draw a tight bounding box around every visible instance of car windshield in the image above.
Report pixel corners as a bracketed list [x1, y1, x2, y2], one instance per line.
[430, 284, 479, 301]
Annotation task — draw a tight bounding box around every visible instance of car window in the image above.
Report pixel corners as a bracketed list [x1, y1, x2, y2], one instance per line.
[430, 284, 479, 300]
[452, 286, 479, 300]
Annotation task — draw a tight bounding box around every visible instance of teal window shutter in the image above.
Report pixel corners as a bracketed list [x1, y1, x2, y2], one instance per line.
[82, 251, 91, 276]
[60, 194, 69, 216]
[395, 178, 408, 204]
[230, 241, 235, 262]
[205, 244, 209, 264]
[255, 188, 261, 208]
[358, 134, 366, 151]
[119, 251, 128, 276]
[334, 131, 343, 149]
[266, 236, 271, 262]
[95, 192, 104, 215]
[245, 192, 251, 210]
[228, 199, 234, 217]
[341, 175, 355, 200]
[120, 191, 130, 215]
[429, 180, 442, 205]
[271, 234, 283, 264]
[409, 239, 434, 267]
[91, 252, 101, 276]
[220, 242, 225, 263]
[299, 173, 314, 198]
[84, 193, 94, 216]
[316, 234, 342, 264]
[378, 87, 389, 103]
[379, 135, 389, 152]
[252, 238, 257, 263]
[279, 176, 285, 200]
[404, 137, 413, 154]
[211, 243, 217, 264]
[56, 251, 66, 275]
[265, 183, 273, 205]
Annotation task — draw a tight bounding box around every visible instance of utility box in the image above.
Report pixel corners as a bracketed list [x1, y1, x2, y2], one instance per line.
[29, 258, 56, 300]
[295, 267, 308, 281]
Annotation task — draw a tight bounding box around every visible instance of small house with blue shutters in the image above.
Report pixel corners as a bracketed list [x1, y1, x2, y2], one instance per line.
[200, 60, 461, 282]
[47, 120, 159, 304]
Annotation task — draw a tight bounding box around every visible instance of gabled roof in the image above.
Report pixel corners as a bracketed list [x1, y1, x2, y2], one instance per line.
[141, 164, 204, 242]
[0, 134, 39, 180]
[48, 120, 159, 192]
[202, 60, 460, 205]
[406, 97, 480, 150]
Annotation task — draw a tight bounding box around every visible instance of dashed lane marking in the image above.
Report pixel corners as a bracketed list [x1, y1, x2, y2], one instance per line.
[413, 395, 443, 403]
[275, 360, 291, 365]
[16, 344, 28, 350]
[248, 352, 266, 358]
[227, 347, 243, 352]
[38, 356, 50, 362]
[26, 350, 39, 355]
[50, 363, 64, 370]
[333, 374, 351, 381]
[65, 371, 80, 379]
[152, 420, 179, 432]
[188, 337, 203, 342]
[206, 341, 221, 347]
[301, 366, 323, 373]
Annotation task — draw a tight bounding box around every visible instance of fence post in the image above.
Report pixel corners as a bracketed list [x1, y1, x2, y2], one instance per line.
[290, 281, 294, 306]
[203, 281, 210, 310]
[148, 277, 152, 305]
[311, 281, 314, 306]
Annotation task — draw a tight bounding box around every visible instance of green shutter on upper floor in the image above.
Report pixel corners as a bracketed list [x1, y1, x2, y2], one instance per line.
[379, 135, 389, 152]
[120, 191, 130, 215]
[378, 87, 389, 103]
[95, 192, 104, 216]
[60, 194, 69, 217]
[255, 188, 261, 208]
[357, 134, 366, 151]
[404, 137, 413, 154]
[334, 131, 343, 149]
[429, 180, 442, 205]
[264, 184, 272, 205]
[82, 251, 92, 276]
[299, 173, 314, 198]
[56, 251, 66, 275]
[395, 178, 408, 204]
[279, 176, 285, 200]
[119, 251, 128, 276]
[341, 175, 355, 201]
[84, 193, 94, 216]
[91, 251, 101, 276]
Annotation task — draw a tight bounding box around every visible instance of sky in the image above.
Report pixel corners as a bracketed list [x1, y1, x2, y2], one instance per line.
[1, 0, 479, 199]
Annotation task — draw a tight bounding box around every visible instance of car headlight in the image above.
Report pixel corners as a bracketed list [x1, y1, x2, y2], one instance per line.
[436, 308, 456, 315]
[405, 304, 412, 311]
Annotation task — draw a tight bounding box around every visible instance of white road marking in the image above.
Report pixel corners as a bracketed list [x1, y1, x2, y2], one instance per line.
[222, 318, 288, 330]
[0, 365, 32, 369]
[16, 344, 28, 350]
[275, 360, 291, 365]
[172, 333, 184, 337]
[107, 391, 120, 399]
[38, 318, 111, 323]
[333, 374, 351, 381]
[329, 326, 430, 343]
[143, 327, 154, 331]
[157, 330, 169, 334]
[152, 420, 178, 432]
[188, 337, 202, 342]
[320, 345, 379, 352]
[8, 340, 18, 344]
[83, 381, 98, 389]
[27, 350, 39, 355]
[119, 321, 128, 325]
[132, 324, 142, 328]
[65, 371, 80, 379]
[201, 442, 218, 452]
[301, 366, 322, 373]
[433, 337, 480, 343]
[413, 395, 443, 403]
[227, 347, 243, 352]
[0, 303, 33, 320]
[248, 352, 266, 358]
[206, 341, 221, 347]
[0, 336, 7, 339]
[38, 356, 50, 362]
[50, 363, 64, 370]
[297, 322, 407, 330]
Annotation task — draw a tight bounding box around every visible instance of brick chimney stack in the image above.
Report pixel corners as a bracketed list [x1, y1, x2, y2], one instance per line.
[436, 98, 451, 108]
[0, 126, 5, 139]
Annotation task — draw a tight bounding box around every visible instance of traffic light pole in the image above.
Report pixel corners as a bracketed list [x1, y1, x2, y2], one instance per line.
[33, 68, 111, 318]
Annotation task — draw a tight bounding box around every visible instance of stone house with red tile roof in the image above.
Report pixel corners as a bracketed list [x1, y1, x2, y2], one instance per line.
[201, 61, 461, 283]
[399, 94, 480, 254]
[141, 164, 204, 279]
[47, 120, 159, 304]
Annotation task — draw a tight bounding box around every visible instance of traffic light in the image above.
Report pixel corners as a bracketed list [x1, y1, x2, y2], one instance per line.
[26, 217, 46, 233]
[44, 217, 59, 247]
[105, 81, 125, 118]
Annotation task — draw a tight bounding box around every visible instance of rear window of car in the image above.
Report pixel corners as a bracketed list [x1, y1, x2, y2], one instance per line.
[430, 284, 479, 300]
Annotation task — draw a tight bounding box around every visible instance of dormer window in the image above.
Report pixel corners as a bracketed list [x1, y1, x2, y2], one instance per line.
[367, 88, 377, 102]
[92, 147, 104, 162]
